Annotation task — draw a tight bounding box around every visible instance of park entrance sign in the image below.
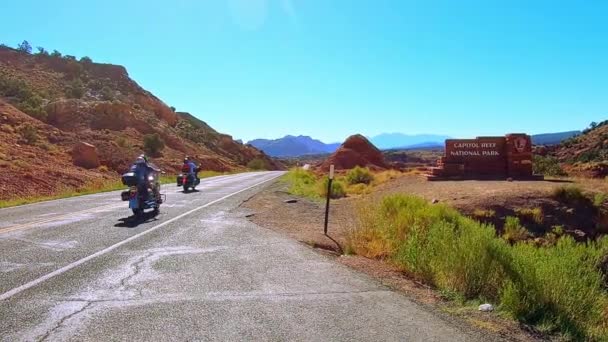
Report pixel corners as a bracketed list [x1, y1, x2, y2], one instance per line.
[428, 134, 539, 180]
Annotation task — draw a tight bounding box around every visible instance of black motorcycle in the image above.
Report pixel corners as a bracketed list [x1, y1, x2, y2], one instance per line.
[121, 172, 164, 216]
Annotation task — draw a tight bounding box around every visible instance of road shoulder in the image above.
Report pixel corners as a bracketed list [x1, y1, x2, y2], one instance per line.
[242, 180, 544, 342]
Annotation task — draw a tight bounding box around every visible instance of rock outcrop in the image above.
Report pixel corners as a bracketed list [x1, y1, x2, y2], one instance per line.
[72, 142, 100, 169]
[320, 134, 387, 171]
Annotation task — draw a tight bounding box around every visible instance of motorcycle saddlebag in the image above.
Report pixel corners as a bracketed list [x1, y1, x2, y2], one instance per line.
[120, 191, 130, 201]
[121, 172, 138, 186]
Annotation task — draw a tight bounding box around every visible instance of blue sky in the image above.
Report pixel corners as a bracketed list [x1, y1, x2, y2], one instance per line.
[1, 0, 607, 143]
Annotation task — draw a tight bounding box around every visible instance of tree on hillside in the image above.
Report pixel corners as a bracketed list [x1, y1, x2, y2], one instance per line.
[590, 122, 598, 129]
[17, 40, 32, 54]
[63, 55, 77, 61]
[51, 50, 62, 58]
[143, 133, 165, 157]
[66, 78, 85, 99]
[36, 46, 49, 56]
[170, 106, 176, 112]
[80, 56, 93, 64]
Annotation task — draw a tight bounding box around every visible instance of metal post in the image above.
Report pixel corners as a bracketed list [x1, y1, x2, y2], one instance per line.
[324, 165, 335, 236]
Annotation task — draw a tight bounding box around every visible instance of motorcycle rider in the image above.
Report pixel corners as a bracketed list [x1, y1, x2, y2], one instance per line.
[182, 156, 199, 182]
[131, 154, 161, 201]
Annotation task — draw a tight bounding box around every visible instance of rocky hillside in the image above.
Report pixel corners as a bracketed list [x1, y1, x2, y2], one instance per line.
[0, 44, 280, 200]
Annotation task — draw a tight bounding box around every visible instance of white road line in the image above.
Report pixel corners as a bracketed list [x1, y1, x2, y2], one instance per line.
[0, 172, 283, 301]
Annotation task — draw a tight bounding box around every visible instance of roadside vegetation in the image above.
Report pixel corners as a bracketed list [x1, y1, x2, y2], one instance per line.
[283, 167, 403, 200]
[347, 194, 608, 340]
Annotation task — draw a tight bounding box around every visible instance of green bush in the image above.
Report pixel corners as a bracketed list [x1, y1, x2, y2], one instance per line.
[533, 155, 566, 177]
[318, 178, 346, 199]
[143, 133, 165, 156]
[502, 216, 529, 243]
[18, 124, 38, 144]
[347, 194, 608, 339]
[100, 86, 114, 101]
[495, 237, 608, 339]
[284, 168, 318, 198]
[80, 56, 93, 64]
[247, 158, 268, 170]
[36, 46, 49, 56]
[346, 166, 374, 185]
[66, 78, 85, 98]
[552, 186, 590, 206]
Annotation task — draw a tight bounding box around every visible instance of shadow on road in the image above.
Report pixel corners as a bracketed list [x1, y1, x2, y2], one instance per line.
[181, 189, 200, 194]
[115, 211, 160, 228]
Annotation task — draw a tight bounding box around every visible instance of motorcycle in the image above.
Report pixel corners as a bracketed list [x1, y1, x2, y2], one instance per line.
[120, 172, 164, 217]
[177, 172, 200, 192]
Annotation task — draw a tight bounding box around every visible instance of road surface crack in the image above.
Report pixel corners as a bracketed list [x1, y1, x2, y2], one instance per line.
[119, 252, 152, 297]
[38, 301, 93, 342]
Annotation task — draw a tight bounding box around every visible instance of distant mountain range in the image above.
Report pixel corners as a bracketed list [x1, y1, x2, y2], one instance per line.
[247, 135, 341, 157]
[369, 133, 451, 150]
[248, 131, 580, 157]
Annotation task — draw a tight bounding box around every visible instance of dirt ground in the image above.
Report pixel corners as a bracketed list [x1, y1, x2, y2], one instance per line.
[243, 177, 554, 341]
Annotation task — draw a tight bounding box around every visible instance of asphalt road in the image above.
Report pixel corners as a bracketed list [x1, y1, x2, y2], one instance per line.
[0, 171, 489, 341]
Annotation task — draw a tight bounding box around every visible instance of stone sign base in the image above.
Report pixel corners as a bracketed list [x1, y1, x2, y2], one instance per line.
[425, 134, 543, 181]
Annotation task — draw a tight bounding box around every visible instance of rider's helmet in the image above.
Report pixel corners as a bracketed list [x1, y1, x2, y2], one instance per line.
[136, 155, 146, 164]
[184, 156, 190, 163]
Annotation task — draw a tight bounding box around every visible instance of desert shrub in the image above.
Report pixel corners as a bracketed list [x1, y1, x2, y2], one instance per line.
[284, 168, 319, 198]
[473, 209, 496, 219]
[515, 207, 544, 225]
[503, 216, 530, 243]
[317, 178, 346, 199]
[347, 194, 608, 339]
[101, 86, 114, 101]
[17, 40, 32, 54]
[346, 166, 374, 185]
[594, 193, 607, 208]
[533, 155, 567, 177]
[247, 158, 268, 170]
[552, 186, 590, 206]
[51, 50, 62, 58]
[115, 136, 130, 148]
[66, 78, 85, 98]
[349, 195, 504, 299]
[143, 133, 165, 156]
[495, 237, 608, 339]
[18, 124, 38, 144]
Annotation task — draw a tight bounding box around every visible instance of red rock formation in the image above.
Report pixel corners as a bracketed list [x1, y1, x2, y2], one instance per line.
[321, 134, 387, 171]
[72, 142, 100, 169]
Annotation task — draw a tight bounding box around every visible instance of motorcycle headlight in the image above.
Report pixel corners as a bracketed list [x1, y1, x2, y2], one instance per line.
[148, 176, 154, 181]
